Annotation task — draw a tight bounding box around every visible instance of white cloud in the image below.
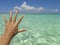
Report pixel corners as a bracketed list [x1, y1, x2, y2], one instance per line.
[13, 2, 59, 13]
[21, 2, 35, 10]
[38, 7, 45, 11]
[51, 9, 59, 12]
[47, 9, 59, 12]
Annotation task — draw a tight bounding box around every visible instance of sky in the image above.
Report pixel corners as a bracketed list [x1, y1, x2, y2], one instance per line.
[0, 0, 60, 13]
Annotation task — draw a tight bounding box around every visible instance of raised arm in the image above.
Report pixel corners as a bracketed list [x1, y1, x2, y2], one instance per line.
[0, 10, 26, 45]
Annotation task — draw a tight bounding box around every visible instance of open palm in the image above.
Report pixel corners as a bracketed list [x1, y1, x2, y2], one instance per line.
[3, 10, 26, 36]
[0, 10, 26, 45]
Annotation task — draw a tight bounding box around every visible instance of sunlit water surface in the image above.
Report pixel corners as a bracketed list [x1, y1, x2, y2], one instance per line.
[0, 13, 60, 45]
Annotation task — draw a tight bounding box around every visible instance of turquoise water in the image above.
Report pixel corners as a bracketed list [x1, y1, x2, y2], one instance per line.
[0, 14, 60, 45]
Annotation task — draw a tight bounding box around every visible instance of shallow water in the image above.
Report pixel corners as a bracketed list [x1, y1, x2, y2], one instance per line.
[0, 13, 60, 45]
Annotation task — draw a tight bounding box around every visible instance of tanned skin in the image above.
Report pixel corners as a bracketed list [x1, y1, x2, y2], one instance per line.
[0, 10, 26, 45]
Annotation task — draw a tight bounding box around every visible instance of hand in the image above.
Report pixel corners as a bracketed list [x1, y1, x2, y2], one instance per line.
[3, 10, 26, 36]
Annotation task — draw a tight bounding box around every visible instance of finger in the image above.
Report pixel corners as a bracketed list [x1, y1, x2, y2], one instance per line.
[18, 29, 26, 33]
[16, 15, 24, 26]
[0, 36, 1, 40]
[0, 36, 1, 37]
[3, 15, 7, 25]
[14, 10, 18, 22]
[9, 10, 12, 22]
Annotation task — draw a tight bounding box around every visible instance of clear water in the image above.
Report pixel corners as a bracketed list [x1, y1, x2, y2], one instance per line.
[0, 13, 60, 45]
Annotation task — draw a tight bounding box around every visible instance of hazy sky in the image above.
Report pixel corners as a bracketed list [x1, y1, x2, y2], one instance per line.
[0, 0, 60, 13]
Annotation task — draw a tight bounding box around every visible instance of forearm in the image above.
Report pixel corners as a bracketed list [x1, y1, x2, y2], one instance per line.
[0, 33, 13, 45]
[0, 10, 25, 45]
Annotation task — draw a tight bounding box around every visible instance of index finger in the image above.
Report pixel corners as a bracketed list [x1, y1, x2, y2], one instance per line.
[9, 10, 12, 22]
[16, 15, 24, 26]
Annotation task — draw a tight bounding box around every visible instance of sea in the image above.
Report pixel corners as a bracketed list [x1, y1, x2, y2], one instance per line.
[0, 13, 60, 45]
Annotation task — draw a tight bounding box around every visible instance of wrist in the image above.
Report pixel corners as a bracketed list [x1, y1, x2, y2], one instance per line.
[0, 33, 13, 45]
